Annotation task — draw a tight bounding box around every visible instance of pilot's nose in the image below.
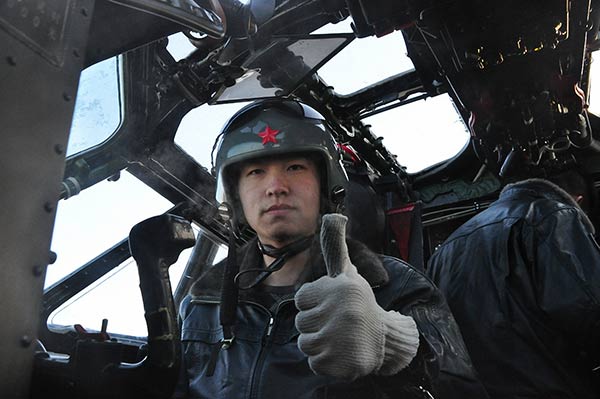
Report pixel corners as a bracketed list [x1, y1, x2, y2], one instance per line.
[265, 170, 289, 197]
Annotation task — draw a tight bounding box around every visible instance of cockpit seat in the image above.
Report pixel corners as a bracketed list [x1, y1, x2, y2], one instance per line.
[345, 172, 386, 254]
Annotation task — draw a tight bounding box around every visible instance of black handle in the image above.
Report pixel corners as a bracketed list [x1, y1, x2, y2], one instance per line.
[125, 213, 196, 398]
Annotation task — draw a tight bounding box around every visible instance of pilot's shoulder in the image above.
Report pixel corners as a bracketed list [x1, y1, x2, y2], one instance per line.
[188, 260, 226, 300]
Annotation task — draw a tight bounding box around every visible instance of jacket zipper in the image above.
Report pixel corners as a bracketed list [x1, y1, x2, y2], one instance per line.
[266, 316, 275, 336]
[248, 299, 294, 399]
[191, 297, 295, 398]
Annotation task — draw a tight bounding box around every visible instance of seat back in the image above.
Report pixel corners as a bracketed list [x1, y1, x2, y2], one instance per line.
[344, 173, 386, 254]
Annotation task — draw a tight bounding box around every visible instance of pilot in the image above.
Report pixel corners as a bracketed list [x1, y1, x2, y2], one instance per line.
[427, 170, 600, 399]
[175, 99, 487, 398]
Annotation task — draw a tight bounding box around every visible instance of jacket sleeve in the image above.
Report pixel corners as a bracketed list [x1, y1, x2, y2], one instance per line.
[373, 259, 489, 399]
[529, 207, 600, 361]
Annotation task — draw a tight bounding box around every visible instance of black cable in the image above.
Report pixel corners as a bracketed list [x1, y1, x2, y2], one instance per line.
[234, 235, 313, 290]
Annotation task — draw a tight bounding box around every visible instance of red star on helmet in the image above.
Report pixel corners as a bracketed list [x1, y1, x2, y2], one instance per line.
[258, 125, 280, 145]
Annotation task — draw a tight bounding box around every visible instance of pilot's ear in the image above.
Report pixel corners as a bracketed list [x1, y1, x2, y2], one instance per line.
[575, 194, 584, 204]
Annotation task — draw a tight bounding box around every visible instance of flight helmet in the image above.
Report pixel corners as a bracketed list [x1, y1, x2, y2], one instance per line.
[213, 99, 348, 218]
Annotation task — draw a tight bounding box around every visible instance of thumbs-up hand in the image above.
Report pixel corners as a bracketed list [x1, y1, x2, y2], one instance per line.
[294, 214, 420, 380]
[319, 213, 352, 277]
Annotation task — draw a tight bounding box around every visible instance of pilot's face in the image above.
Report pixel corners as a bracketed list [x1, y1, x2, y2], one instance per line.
[237, 155, 320, 248]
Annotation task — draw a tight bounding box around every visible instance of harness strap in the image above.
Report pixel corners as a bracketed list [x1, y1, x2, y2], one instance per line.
[219, 226, 239, 340]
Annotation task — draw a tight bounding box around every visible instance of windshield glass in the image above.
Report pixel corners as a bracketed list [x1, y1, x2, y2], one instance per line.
[315, 21, 469, 172]
[316, 21, 413, 94]
[171, 26, 469, 173]
[67, 56, 121, 156]
[364, 95, 470, 172]
[47, 171, 173, 288]
[174, 97, 469, 174]
[47, 171, 214, 336]
[588, 51, 600, 115]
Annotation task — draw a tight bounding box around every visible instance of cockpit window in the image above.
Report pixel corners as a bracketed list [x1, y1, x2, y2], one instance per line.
[47, 171, 173, 288]
[167, 32, 196, 61]
[47, 167, 228, 336]
[67, 56, 121, 157]
[173, 22, 469, 174]
[588, 51, 600, 115]
[48, 256, 150, 337]
[363, 94, 470, 173]
[314, 21, 470, 172]
[48, 227, 226, 337]
[316, 22, 413, 94]
[47, 171, 188, 336]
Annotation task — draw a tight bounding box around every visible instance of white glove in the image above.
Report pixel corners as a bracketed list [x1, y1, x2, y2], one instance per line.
[294, 214, 420, 380]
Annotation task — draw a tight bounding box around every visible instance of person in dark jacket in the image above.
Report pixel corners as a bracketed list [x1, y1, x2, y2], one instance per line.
[176, 99, 487, 398]
[427, 173, 600, 399]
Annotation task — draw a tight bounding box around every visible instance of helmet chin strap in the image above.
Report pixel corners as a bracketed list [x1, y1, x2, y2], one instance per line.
[234, 234, 314, 290]
[257, 235, 314, 258]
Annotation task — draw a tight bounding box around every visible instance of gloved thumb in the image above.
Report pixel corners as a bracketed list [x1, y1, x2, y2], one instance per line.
[320, 214, 351, 277]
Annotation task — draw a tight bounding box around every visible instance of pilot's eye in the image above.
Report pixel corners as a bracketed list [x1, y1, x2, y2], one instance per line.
[246, 168, 264, 176]
[288, 163, 307, 172]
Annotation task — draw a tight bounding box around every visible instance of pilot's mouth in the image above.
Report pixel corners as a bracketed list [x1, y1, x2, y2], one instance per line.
[264, 204, 293, 214]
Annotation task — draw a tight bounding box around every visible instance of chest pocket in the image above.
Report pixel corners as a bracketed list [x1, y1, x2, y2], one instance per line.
[180, 303, 224, 378]
[181, 302, 270, 399]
